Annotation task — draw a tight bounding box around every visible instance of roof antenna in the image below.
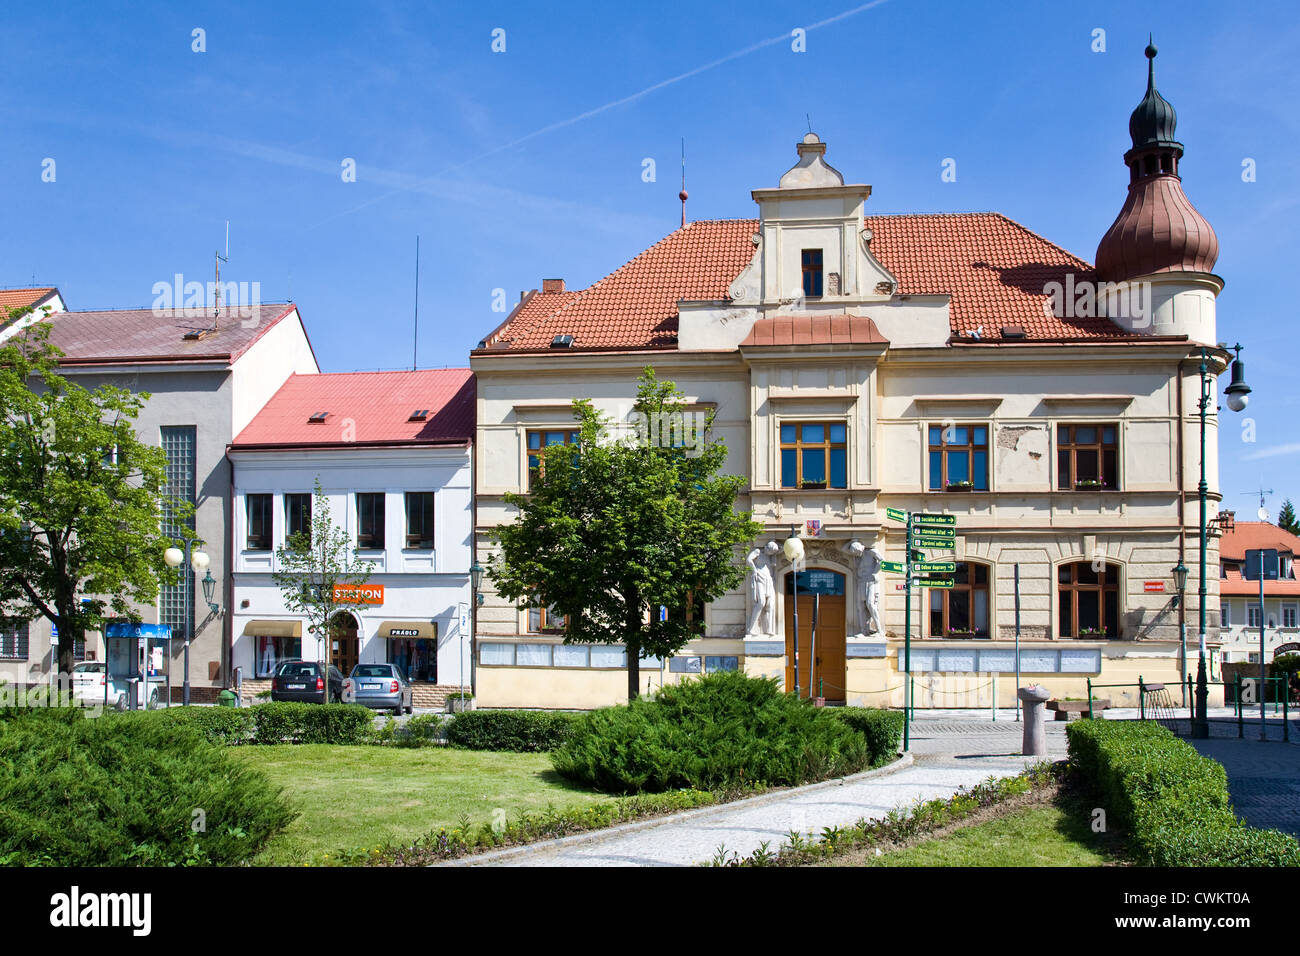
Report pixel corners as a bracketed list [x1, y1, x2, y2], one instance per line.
[678, 138, 688, 228]
[1243, 486, 1274, 522]
[412, 235, 420, 371]
[806, 113, 813, 135]
[213, 220, 229, 330]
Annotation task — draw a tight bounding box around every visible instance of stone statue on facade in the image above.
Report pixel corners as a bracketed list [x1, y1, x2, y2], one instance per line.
[745, 541, 780, 638]
[848, 539, 883, 638]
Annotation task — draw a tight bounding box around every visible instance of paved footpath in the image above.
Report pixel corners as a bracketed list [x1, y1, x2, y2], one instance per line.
[1189, 724, 1300, 838]
[456, 716, 1067, 868]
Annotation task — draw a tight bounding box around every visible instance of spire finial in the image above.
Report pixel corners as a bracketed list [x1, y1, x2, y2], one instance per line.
[678, 138, 688, 228]
[1145, 35, 1158, 91]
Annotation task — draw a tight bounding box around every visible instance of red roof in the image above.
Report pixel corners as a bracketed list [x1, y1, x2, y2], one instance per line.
[478, 214, 1135, 353]
[740, 313, 886, 347]
[36, 304, 301, 365]
[1219, 522, 1300, 596]
[1219, 522, 1300, 561]
[232, 369, 475, 449]
[0, 287, 58, 311]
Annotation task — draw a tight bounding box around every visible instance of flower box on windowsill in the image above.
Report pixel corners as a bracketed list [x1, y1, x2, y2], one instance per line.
[1076, 628, 1109, 639]
[945, 481, 974, 492]
[945, 629, 986, 640]
[1074, 480, 1107, 490]
[798, 481, 827, 490]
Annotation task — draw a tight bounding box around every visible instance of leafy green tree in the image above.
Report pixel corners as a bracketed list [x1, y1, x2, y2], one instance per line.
[271, 479, 375, 688]
[489, 368, 762, 701]
[1278, 499, 1299, 537]
[0, 316, 176, 684]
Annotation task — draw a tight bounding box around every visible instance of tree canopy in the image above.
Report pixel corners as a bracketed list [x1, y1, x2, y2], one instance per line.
[0, 316, 176, 680]
[489, 368, 762, 700]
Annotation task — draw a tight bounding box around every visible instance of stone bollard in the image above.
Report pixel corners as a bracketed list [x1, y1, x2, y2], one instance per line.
[1018, 684, 1052, 756]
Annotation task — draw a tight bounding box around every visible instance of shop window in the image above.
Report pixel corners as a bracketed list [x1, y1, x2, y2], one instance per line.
[255, 635, 302, 677]
[1058, 562, 1120, 638]
[388, 637, 435, 682]
[285, 493, 312, 546]
[929, 563, 990, 638]
[801, 249, 823, 297]
[356, 493, 385, 550]
[669, 656, 703, 674]
[1057, 424, 1118, 490]
[704, 656, 739, 673]
[0, 619, 29, 660]
[527, 429, 580, 489]
[246, 494, 272, 551]
[780, 422, 847, 489]
[928, 425, 988, 491]
[479, 643, 514, 666]
[516, 644, 553, 667]
[554, 644, 589, 667]
[404, 492, 434, 549]
[590, 645, 627, 668]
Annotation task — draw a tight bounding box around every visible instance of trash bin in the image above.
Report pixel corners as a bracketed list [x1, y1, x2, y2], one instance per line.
[217, 689, 239, 708]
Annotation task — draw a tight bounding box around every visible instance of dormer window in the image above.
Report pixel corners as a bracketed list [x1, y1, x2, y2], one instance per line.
[801, 249, 823, 298]
[307, 411, 329, 424]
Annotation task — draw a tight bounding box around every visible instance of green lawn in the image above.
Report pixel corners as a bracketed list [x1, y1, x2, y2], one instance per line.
[849, 802, 1120, 867]
[233, 745, 606, 864]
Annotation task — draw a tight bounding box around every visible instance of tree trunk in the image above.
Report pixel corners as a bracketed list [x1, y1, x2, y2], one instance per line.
[626, 597, 641, 702]
[54, 600, 75, 696]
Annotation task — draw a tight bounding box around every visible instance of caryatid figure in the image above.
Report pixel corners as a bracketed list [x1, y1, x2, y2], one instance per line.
[745, 541, 780, 638]
[849, 539, 884, 637]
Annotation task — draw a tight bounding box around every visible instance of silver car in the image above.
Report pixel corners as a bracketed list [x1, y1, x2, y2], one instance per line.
[346, 663, 413, 715]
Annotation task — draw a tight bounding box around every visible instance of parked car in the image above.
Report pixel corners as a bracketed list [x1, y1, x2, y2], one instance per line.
[70, 661, 162, 710]
[271, 660, 344, 704]
[345, 663, 413, 715]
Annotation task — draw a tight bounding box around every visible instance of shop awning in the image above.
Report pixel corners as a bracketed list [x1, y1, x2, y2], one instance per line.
[377, 621, 437, 640]
[242, 620, 302, 638]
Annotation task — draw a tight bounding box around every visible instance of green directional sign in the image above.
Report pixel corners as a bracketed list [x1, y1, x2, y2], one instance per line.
[915, 577, 955, 588]
[911, 530, 955, 544]
[913, 561, 956, 574]
[910, 524, 955, 536]
[880, 560, 905, 573]
[885, 507, 909, 523]
[911, 514, 956, 527]
[911, 536, 956, 550]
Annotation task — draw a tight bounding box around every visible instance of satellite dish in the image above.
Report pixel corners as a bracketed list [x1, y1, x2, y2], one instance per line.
[1259, 507, 1269, 521]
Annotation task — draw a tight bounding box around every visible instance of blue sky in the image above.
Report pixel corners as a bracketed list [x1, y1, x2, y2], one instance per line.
[2, 0, 1297, 512]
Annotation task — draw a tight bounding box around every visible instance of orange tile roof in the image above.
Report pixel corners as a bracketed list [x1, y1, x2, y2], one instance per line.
[0, 287, 57, 312]
[1219, 522, 1300, 561]
[1221, 568, 1300, 597]
[232, 369, 474, 449]
[740, 313, 886, 347]
[478, 214, 1135, 353]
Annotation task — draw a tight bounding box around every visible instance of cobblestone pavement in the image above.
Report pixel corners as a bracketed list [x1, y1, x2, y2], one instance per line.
[1188, 729, 1300, 837]
[456, 716, 1067, 868]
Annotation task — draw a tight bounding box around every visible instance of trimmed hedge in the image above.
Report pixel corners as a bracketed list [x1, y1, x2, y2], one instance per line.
[550, 672, 876, 794]
[1066, 720, 1300, 866]
[832, 707, 905, 767]
[144, 702, 374, 745]
[446, 709, 582, 752]
[0, 709, 296, 865]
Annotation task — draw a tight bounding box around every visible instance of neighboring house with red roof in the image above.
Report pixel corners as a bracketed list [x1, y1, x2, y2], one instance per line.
[1218, 519, 1300, 663]
[228, 369, 476, 709]
[0, 286, 66, 340]
[0, 303, 318, 702]
[470, 49, 1234, 711]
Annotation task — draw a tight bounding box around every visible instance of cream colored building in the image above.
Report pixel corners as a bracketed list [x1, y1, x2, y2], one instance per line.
[469, 48, 1231, 711]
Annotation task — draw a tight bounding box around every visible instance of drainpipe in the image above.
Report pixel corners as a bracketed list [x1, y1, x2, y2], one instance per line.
[1176, 358, 1188, 704]
[224, 447, 235, 690]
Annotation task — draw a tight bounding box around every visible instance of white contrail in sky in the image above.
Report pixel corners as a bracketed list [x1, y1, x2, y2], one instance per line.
[315, 0, 893, 226]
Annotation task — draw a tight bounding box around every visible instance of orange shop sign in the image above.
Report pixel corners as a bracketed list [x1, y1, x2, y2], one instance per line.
[334, 583, 384, 605]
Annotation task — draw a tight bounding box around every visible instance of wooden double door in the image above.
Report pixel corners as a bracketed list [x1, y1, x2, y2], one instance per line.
[329, 613, 360, 676]
[783, 569, 847, 703]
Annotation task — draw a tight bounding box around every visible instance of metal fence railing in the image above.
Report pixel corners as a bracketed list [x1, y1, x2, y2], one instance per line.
[1085, 674, 1291, 741]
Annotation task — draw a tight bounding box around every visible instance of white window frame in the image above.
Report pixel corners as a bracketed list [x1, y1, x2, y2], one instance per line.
[1248, 603, 1263, 629]
[1284, 603, 1298, 629]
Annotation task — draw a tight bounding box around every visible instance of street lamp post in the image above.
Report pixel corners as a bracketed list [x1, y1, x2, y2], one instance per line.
[1193, 344, 1251, 738]
[468, 562, 485, 698]
[783, 525, 804, 698]
[163, 538, 210, 706]
[1172, 561, 1188, 705]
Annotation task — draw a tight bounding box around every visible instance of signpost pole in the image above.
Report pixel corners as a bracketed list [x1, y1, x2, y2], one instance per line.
[1015, 563, 1022, 722]
[1260, 556, 1267, 740]
[903, 512, 912, 751]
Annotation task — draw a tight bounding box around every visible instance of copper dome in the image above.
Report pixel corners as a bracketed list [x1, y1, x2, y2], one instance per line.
[1095, 43, 1218, 282]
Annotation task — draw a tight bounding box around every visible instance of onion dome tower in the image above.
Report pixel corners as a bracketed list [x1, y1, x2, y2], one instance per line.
[1095, 40, 1220, 342]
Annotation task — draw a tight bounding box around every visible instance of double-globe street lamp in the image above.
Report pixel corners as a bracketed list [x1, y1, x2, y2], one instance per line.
[783, 525, 805, 698]
[163, 538, 220, 706]
[1192, 344, 1251, 738]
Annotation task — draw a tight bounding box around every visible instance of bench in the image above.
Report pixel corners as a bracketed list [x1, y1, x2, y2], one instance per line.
[1046, 698, 1111, 721]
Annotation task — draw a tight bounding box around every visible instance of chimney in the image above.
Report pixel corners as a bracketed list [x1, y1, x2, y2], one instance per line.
[542, 278, 565, 293]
